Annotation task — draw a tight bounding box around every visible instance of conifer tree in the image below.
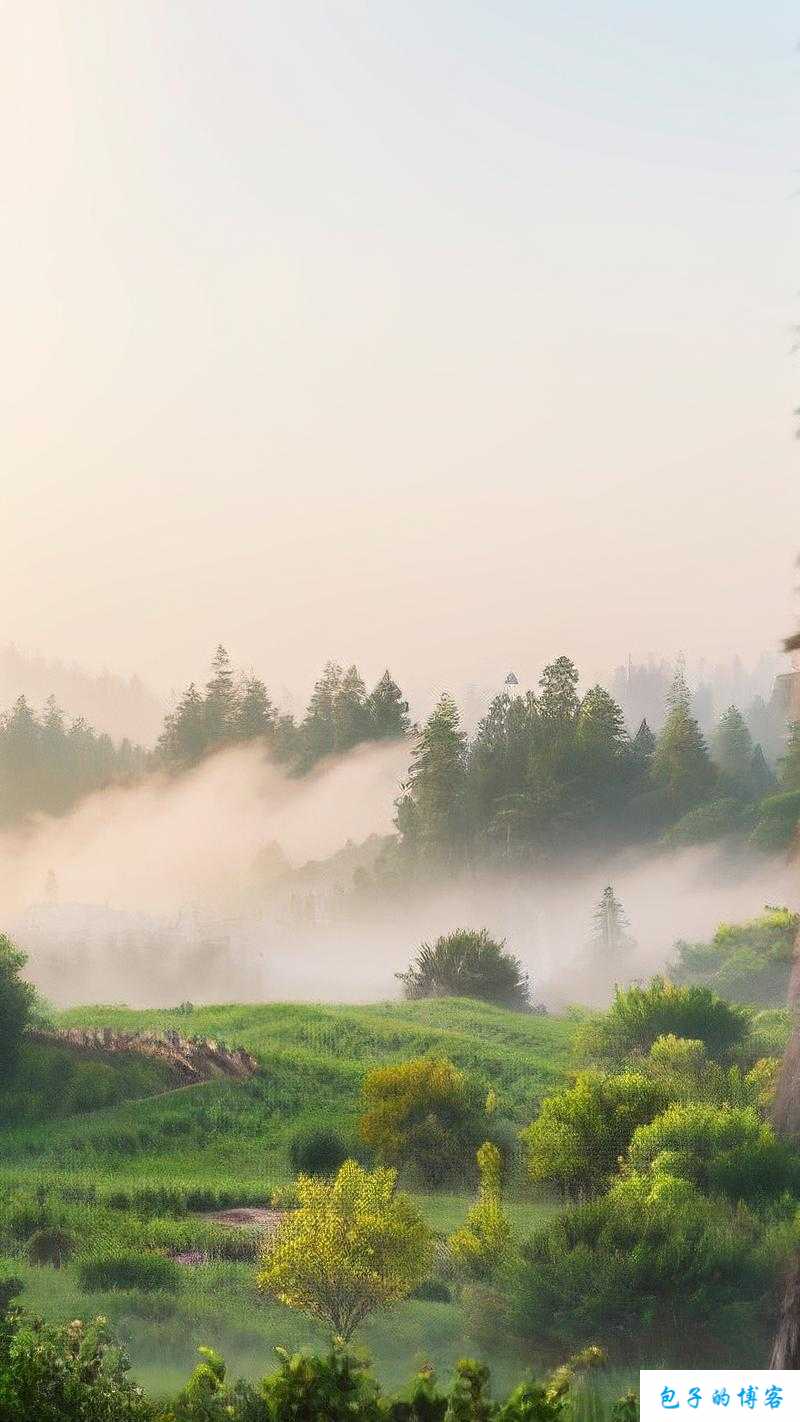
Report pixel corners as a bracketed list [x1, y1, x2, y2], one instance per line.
[712, 705, 754, 796]
[365, 670, 410, 740]
[650, 671, 716, 813]
[236, 676, 275, 741]
[204, 645, 239, 747]
[632, 718, 656, 763]
[589, 885, 635, 964]
[395, 692, 468, 862]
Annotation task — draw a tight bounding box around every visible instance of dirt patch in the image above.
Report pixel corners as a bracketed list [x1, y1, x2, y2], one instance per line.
[201, 1207, 284, 1232]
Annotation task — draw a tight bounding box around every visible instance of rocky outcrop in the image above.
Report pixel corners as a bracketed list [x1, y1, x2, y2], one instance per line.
[27, 1026, 258, 1085]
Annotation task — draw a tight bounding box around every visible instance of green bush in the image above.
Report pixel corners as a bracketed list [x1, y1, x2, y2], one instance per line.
[396, 928, 531, 1011]
[0, 1312, 153, 1421]
[577, 977, 750, 1066]
[663, 798, 745, 847]
[78, 1250, 181, 1294]
[750, 790, 800, 853]
[671, 907, 798, 1008]
[521, 1071, 669, 1200]
[507, 1173, 778, 1360]
[626, 1102, 800, 1204]
[288, 1126, 349, 1177]
[26, 1228, 75, 1269]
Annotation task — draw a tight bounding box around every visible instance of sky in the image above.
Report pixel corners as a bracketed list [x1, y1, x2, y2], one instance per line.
[2, 1, 798, 711]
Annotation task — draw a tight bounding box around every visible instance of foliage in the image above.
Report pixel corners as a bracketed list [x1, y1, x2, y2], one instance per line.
[576, 977, 751, 1067]
[671, 906, 799, 1007]
[0, 1311, 153, 1421]
[397, 930, 530, 1012]
[79, 1251, 182, 1294]
[359, 1057, 490, 1187]
[0, 936, 36, 1078]
[508, 1173, 778, 1359]
[288, 1126, 349, 1177]
[586, 888, 635, 967]
[521, 1072, 668, 1200]
[257, 1161, 433, 1341]
[643, 1034, 778, 1116]
[649, 672, 717, 817]
[449, 1143, 514, 1282]
[26, 1226, 75, 1268]
[663, 798, 746, 847]
[749, 790, 800, 853]
[395, 694, 468, 865]
[625, 1101, 800, 1204]
[0, 693, 148, 826]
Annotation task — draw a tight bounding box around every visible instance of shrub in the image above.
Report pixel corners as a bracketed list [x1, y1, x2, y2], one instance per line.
[27, 1228, 75, 1269]
[449, 1142, 514, 1282]
[521, 1071, 669, 1200]
[671, 906, 799, 1008]
[79, 1251, 181, 1294]
[508, 1173, 778, 1361]
[0, 935, 36, 1079]
[396, 928, 531, 1011]
[626, 1102, 800, 1204]
[577, 977, 750, 1066]
[750, 790, 800, 853]
[0, 1312, 153, 1421]
[663, 798, 745, 847]
[359, 1055, 489, 1187]
[288, 1126, 349, 1177]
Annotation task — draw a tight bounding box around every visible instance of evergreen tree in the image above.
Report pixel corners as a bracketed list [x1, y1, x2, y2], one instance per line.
[712, 705, 754, 796]
[203, 645, 239, 747]
[333, 665, 368, 752]
[158, 683, 207, 765]
[395, 692, 468, 863]
[589, 885, 635, 965]
[236, 675, 275, 741]
[632, 718, 656, 763]
[300, 661, 343, 764]
[650, 672, 716, 814]
[365, 671, 410, 740]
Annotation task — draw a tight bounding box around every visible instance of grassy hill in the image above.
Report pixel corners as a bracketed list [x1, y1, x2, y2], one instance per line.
[0, 998, 577, 1396]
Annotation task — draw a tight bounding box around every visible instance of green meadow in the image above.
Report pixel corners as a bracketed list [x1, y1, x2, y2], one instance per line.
[0, 998, 579, 1399]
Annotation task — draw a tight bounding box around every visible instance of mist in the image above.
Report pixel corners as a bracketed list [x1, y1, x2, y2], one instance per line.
[2, 739, 794, 1012]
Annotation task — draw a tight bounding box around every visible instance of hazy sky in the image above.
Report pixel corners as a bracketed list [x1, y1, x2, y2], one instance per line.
[2, 1, 798, 707]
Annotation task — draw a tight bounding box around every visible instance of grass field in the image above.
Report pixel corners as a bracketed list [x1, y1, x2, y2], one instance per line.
[0, 997, 579, 1396]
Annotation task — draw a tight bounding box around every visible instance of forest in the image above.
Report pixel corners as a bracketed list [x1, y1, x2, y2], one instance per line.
[1, 646, 797, 863]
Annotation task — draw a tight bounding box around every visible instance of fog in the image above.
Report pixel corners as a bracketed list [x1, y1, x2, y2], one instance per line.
[2, 741, 794, 1012]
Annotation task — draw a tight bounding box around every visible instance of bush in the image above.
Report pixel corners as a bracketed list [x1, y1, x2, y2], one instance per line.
[508, 1173, 778, 1361]
[577, 977, 751, 1066]
[521, 1071, 669, 1200]
[396, 928, 531, 1011]
[0, 1312, 153, 1421]
[27, 1228, 75, 1269]
[663, 798, 745, 847]
[79, 1251, 181, 1294]
[671, 907, 799, 1008]
[750, 790, 800, 853]
[626, 1102, 800, 1204]
[0, 935, 36, 1079]
[288, 1126, 349, 1177]
[359, 1055, 489, 1187]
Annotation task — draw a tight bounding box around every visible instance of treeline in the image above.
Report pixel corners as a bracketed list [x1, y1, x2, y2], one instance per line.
[157, 646, 410, 771]
[390, 656, 787, 872]
[0, 695, 148, 827]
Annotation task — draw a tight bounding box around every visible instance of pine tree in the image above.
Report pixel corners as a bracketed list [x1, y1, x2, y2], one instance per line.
[395, 692, 468, 862]
[780, 722, 800, 791]
[632, 718, 656, 763]
[204, 645, 239, 747]
[365, 671, 410, 740]
[650, 673, 716, 814]
[236, 676, 275, 742]
[589, 885, 635, 964]
[712, 705, 754, 796]
[158, 683, 207, 765]
[333, 665, 368, 752]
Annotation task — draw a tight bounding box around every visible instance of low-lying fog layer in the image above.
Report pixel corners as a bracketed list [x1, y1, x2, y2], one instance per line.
[1, 741, 795, 1010]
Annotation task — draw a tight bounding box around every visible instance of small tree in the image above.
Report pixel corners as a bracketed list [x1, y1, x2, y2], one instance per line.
[397, 928, 530, 1011]
[449, 1141, 513, 1281]
[0, 935, 35, 1077]
[359, 1056, 488, 1186]
[258, 1161, 432, 1341]
[588, 887, 635, 967]
[577, 976, 751, 1067]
